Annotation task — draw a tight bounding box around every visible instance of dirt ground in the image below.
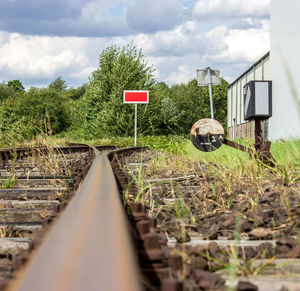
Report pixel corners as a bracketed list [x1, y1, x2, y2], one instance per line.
[123, 150, 300, 291]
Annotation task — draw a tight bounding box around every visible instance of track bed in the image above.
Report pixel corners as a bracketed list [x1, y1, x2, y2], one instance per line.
[118, 149, 300, 291]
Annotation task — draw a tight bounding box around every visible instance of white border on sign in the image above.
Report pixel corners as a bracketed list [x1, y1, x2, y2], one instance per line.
[123, 90, 149, 103]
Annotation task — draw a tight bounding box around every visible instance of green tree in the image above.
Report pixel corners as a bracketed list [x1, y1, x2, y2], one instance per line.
[0, 83, 15, 100]
[66, 84, 87, 100]
[81, 44, 156, 138]
[146, 82, 184, 134]
[0, 97, 36, 146]
[152, 82, 171, 101]
[14, 88, 70, 134]
[0, 80, 25, 101]
[170, 80, 207, 134]
[160, 97, 184, 134]
[7, 80, 25, 92]
[48, 76, 67, 92]
[211, 78, 229, 131]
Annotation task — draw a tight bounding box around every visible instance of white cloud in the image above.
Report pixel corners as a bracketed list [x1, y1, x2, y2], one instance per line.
[203, 25, 228, 54]
[0, 33, 93, 85]
[205, 20, 270, 64]
[0, 0, 271, 87]
[165, 64, 192, 84]
[131, 18, 270, 84]
[0, 15, 270, 87]
[193, 0, 270, 18]
[132, 21, 202, 57]
[69, 66, 97, 78]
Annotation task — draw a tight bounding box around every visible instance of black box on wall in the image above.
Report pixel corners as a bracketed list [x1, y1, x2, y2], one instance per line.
[244, 80, 272, 120]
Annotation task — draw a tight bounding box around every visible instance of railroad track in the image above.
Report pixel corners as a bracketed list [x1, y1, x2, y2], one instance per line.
[0, 144, 299, 291]
[0, 144, 178, 291]
[0, 144, 134, 290]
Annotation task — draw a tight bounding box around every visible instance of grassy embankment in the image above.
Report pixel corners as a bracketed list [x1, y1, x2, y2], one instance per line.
[3, 135, 299, 184]
[54, 135, 300, 170]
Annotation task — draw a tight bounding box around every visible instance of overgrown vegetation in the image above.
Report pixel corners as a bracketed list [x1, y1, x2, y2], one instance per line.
[0, 43, 228, 147]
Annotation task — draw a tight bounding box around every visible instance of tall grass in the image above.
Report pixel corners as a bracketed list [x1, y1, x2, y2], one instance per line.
[271, 139, 300, 169]
[8, 133, 299, 174]
[183, 140, 250, 170]
[184, 138, 300, 171]
[55, 135, 187, 154]
[55, 134, 299, 170]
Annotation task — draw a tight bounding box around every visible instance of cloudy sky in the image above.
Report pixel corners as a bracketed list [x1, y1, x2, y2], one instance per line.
[0, 0, 270, 88]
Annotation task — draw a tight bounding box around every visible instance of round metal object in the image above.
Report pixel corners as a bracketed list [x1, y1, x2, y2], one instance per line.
[190, 118, 225, 152]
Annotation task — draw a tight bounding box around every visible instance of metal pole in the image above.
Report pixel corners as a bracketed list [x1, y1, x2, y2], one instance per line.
[207, 67, 214, 119]
[134, 103, 137, 146]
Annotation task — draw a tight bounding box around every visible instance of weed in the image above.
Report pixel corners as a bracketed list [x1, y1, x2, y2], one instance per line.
[125, 154, 160, 205]
[268, 163, 300, 186]
[0, 228, 6, 238]
[226, 215, 241, 290]
[209, 181, 217, 201]
[191, 216, 196, 225]
[127, 158, 152, 204]
[28, 135, 72, 178]
[279, 187, 293, 224]
[175, 195, 190, 218]
[228, 195, 234, 210]
[170, 184, 190, 218]
[1, 174, 17, 188]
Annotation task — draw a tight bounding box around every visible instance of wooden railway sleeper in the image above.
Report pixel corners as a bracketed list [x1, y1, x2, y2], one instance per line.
[109, 150, 184, 291]
[130, 208, 182, 289]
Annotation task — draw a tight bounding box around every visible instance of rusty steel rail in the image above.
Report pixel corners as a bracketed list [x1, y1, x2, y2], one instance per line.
[8, 146, 143, 291]
[0, 144, 119, 162]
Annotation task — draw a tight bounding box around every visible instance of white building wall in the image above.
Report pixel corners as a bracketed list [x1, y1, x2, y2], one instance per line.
[269, 0, 300, 140]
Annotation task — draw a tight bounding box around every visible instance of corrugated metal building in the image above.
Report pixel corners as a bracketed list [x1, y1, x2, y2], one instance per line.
[227, 52, 270, 140]
[227, 0, 300, 141]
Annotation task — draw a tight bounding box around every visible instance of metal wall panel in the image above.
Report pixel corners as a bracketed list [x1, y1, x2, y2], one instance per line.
[227, 87, 232, 129]
[246, 70, 254, 82]
[241, 75, 247, 124]
[236, 81, 241, 128]
[232, 84, 237, 139]
[264, 56, 270, 80]
[232, 84, 237, 122]
[255, 62, 263, 80]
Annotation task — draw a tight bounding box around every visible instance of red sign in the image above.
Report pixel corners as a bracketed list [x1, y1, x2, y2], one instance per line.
[123, 90, 149, 103]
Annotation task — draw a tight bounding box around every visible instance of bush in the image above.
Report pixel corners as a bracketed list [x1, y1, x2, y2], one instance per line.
[0, 87, 70, 146]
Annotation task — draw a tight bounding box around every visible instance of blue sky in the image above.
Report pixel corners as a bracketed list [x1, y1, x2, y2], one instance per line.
[0, 0, 270, 88]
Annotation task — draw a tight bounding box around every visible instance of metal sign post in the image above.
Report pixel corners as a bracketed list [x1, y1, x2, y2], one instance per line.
[196, 67, 220, 119]
[123, 90, 149, 146]
[207, 68, 214, 119]
[134, 103, 137, 146]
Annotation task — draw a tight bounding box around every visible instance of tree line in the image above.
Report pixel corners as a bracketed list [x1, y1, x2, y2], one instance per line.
[0, 44, 228, 146]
